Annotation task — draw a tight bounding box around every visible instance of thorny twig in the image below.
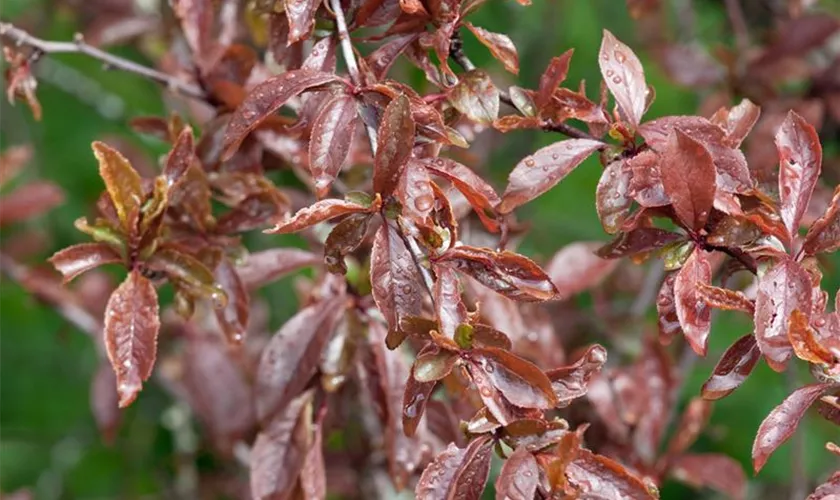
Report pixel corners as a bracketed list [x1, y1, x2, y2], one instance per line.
[0, 22, 207, 101]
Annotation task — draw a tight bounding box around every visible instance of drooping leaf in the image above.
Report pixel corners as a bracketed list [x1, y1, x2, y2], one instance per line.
[498, 138, 603, 214]
[285, 0, 319, 44]
[754, 258, 812, 371]
[309, 94, 360, 198]
[674, 248, 712, 355]
[435, 245, 559, 302]
[434, 266, 468, 338]
[752, 382, 833, 473]
[566, 449, 657, 499]
[373, 94, 415, 198]
[213, 258, 250, 345]
[670, 453, 746, 500]
[701, 334, 761, 400]
[494, 447, 539, 500]
[403, 364, 436, 437]
[596, 228, 683, 259]
[464, 23, 519, 74]
[536, 49, 574, 109]
[776, 110, 822, 240]
[237, 248, 321, 288]
[696, 283, 754, 315]
[545, 242, 617, 298]
[656, 272, 683, 345]
[370, 224, 423, 348]
[710, 98, 760, 148]
[599, 30, 647, 127]
[324, 213, 372, 274]
[222, 70, 341, 158]
[447, 69, 500, 124]
[474, 347, 557, 409]
[660, 130, 716, 232]
[546, 344, 607, 407]
[255, 296, 345, 422]
[49, 243, 122, 283]
[421, 157, 501, 233]
[103, 269, 160, 408]
[92, 142, 143, 232]
[163, 127, 195, 188]
[266, 198, 373, 234]
[413, 346, 459, 383]
[596, 159, 633, 234]
[803, 185, 840, 255]
[415, 435, 493, 500]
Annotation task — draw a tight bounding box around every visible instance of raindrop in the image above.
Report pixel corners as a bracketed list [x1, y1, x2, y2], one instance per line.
[551, 153, 559, 160]
[815, 317, 827, 327]
[525, 158, 536, 167]
[414, 195, 434, 212]
[612, 192, 621, 199]
[614, 51, 626, 63]
[123, 360, 132, 368]
[605, 69, 615, 78]
[479, 387, 492, 397]
[612, 76, 622, 84]
[484, 364, 495, 373]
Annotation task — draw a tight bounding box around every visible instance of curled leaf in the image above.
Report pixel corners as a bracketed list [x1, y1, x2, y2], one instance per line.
[702, 334, 761, 400]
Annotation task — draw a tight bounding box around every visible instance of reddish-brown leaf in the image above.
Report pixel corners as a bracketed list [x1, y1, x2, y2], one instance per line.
[172, 0, 213, 61]
[464, 23, 519, 74]
[213, 258, 249, 345]
[237, 248, 321, 288]
[163, 127, 194, 188]
[597, 228, 684, 259]
[90, 362, 120, 445]
[222, 70, 340, 159]
[255, 296, 345, 422]
[546, 242, 617, 298]
[702, 334, 761, 400]
[498, 138, 603, 214]
[803, 185, 840, 256]
[103, 270, 160, 408]
[494, 447, 539, 500]
[674, 249, 712, 356]
[696, 282, 754, 315]
[788, 309, 835, 365]
[434, 266, 468, 338]
[660, 130, 716, 231]
[266, 198, 372, 234]
[398, 159, 435, 227]
[49, 243, 122, 283]
[808, 472, 840, 500]
[421, 157, 500, 233]
[710, 98, 761, 148]
[599, 30, 647, 127]
[285, 0, 319, 44]
[666, 398, 713, 456]
[403, 365, 436, 437]
[147, 247, 218, 300]
[324, 213, 372, 274]
[370, 224, 423, 347]
[752, 382, 833, 473]
[447, 69, 500, 125]
[0, 181, 64, 226]
[536, 49, 574, 109]
[367, 34, 420, 81]
[566, 449, 656, 499]
[250, 390, 314, 500]
[92, 142, 143, 232]
[492, 115, 542, 133]
[474, 347, 558, 409]
[435, 245, 559, 302]
[596, 159, 633, 234]
[215, 190, 289, 233]
[754, 258, 813, 372]
[670, 453, 746, 500]
[546, 344, 607, 407]
[415, 435, 493, 500]
[309, 94, 359, 198]
[627, 149, 668, 207]
[657, 272, 683, 345]
[374, 94, 415, 197]
[776, 110, 822, 239]
[414, 347, 459, 382]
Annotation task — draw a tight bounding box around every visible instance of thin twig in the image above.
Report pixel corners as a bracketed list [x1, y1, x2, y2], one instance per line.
[703, 242, 758, 275]
[0, 22, 207, 101]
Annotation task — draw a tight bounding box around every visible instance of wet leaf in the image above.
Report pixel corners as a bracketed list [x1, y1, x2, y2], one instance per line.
[702, 334, 761, 400]
[92, 142, 143, 232]
[674, 249, 712, 355]
[403, 364, 436, 437]
[49, 243, 122, 283]
[324, 213, 372, 274]
[696, 283, 754, 315]
[474, 346, 558, 409]
[222, 70, 340, 158]
[546, 344, 607, 407]
[448, 69, 500, 124]
[398, 159, 435, 227]
[267, 198, 372, 234]
[596, 159, 633, 234]
[213, 258, 250, 344]
[803, 185, 840, 255]
[464, 23, 519, 74]
[494, 447, 539, 500]
[103, 270, 160, 408]
[499, 138, 603, 214]
[599, 30, 647, 127]
[660, 130, 716, 232]
[414, 346, 459, 383]
[421, 157, 500, 233]
[415, 435, 493, 500]
[596, 228, 683, 259]
[566, 449, 656, 499]
[657, 272, 683, 345]
[309, 95, 360, 198]
[536, 49, 574, 109]
[788, 309, 835, 365]
[710, 98, 760, 148]
[216, 190, 288, 233]
[374, 94, 415, 197]
[776, 110, 822, 240]
[434, 266, 468, 338]
[808, 472, 840, 499]
[435, 245, 559, 302]
[754, 258, 812, 371]
[752, 382, 833, 473]
[147, 247, 219, 300]
[285, 0, 319, 44]
[237, 248, 321, 288]
[163, 128, 195, 188]
[670, 453, 746, 500]
[256, 296, 345, 422]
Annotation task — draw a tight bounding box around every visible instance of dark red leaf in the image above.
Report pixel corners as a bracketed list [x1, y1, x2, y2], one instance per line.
[285, 0, 319, 44]
[546, 344, 607, 406]
[596, 159, 633, 234]
[447, 69, 500, 125]
[545, 242, 617, 298]
[367, 34, 420, 81]
[599, 30, 647, 127]
[222, 70, 341, 159]
[597, 228, 683, 259]
[415, 435, 493, 500]
[776, 110, 822, 239]
[309, 94, 360, 198]
[90, 362, 120, 445]
[213, 258, 250, 345]
[803, 185, 840, 255]
[373, 94, 415, 197]
[324, 213, 372, 274]
[536, 49, 573, 109]
[788, 309, 835, 365]
[237, 248, 321, 288]
[0, 181, 64, 226]
[499, 138, 603, 214]
[566, 449, 657, 499]
[266, 197, 373, 234]
[147, 247, 219, 300]
[435, 245, 559, 302]
[163, 127, 195, 188]
[702, 334, 761, 400]
[473, 347, 558, 409]
[710, 98, 761, 148]
[494, 447, 539, 500]
[49, 243, 122, 283]
[413, 347, 459, 382]
[631, 338, 676, 463]
[754, 258, 813, 371]
[403, 368, 436, 437]
[626, 149, 668, 207]
[696, 282, 754, 315]
[421, 157, 501, 233]
[256, 296, 345, 422]
[398, 159, 435, 227]
[103, 269, 160, 408]
[752, 382, 833, 473]
[92, 142, 143, 232]
[670, 453, 746, 500]
[657, 272, 683, 345]
[172, 0, 214, 62]
[434, 266, 468, 338]
[674, 249, 712, 355]
[660, 130, 716, 231]
[464, 23, 519, 75]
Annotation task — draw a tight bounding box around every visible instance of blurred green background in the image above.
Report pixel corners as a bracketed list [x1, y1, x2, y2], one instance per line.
[1, 0, 839, 498]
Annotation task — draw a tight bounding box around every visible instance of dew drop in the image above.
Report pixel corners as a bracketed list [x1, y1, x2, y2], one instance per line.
[612, 76, 622, 84]
[402, 284, 413, 294]
[551, 153, 559, 160]
[612, 192, 621, 199]
[815, 317, 827, 327]
[525, 158, 536, 167]
[605, 69, 615, 78]
[614, 51, 626, 63]
[123, 360, 132, 368]
[484, 364, 495, 373]
[414, 195, 434, 212]
[524, 470, 533, 477]
[479, 387, 492, 397]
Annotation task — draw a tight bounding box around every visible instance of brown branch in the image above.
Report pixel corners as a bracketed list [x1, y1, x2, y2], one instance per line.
[703, 242, 758, 275]
[0, 22, 207, 101]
